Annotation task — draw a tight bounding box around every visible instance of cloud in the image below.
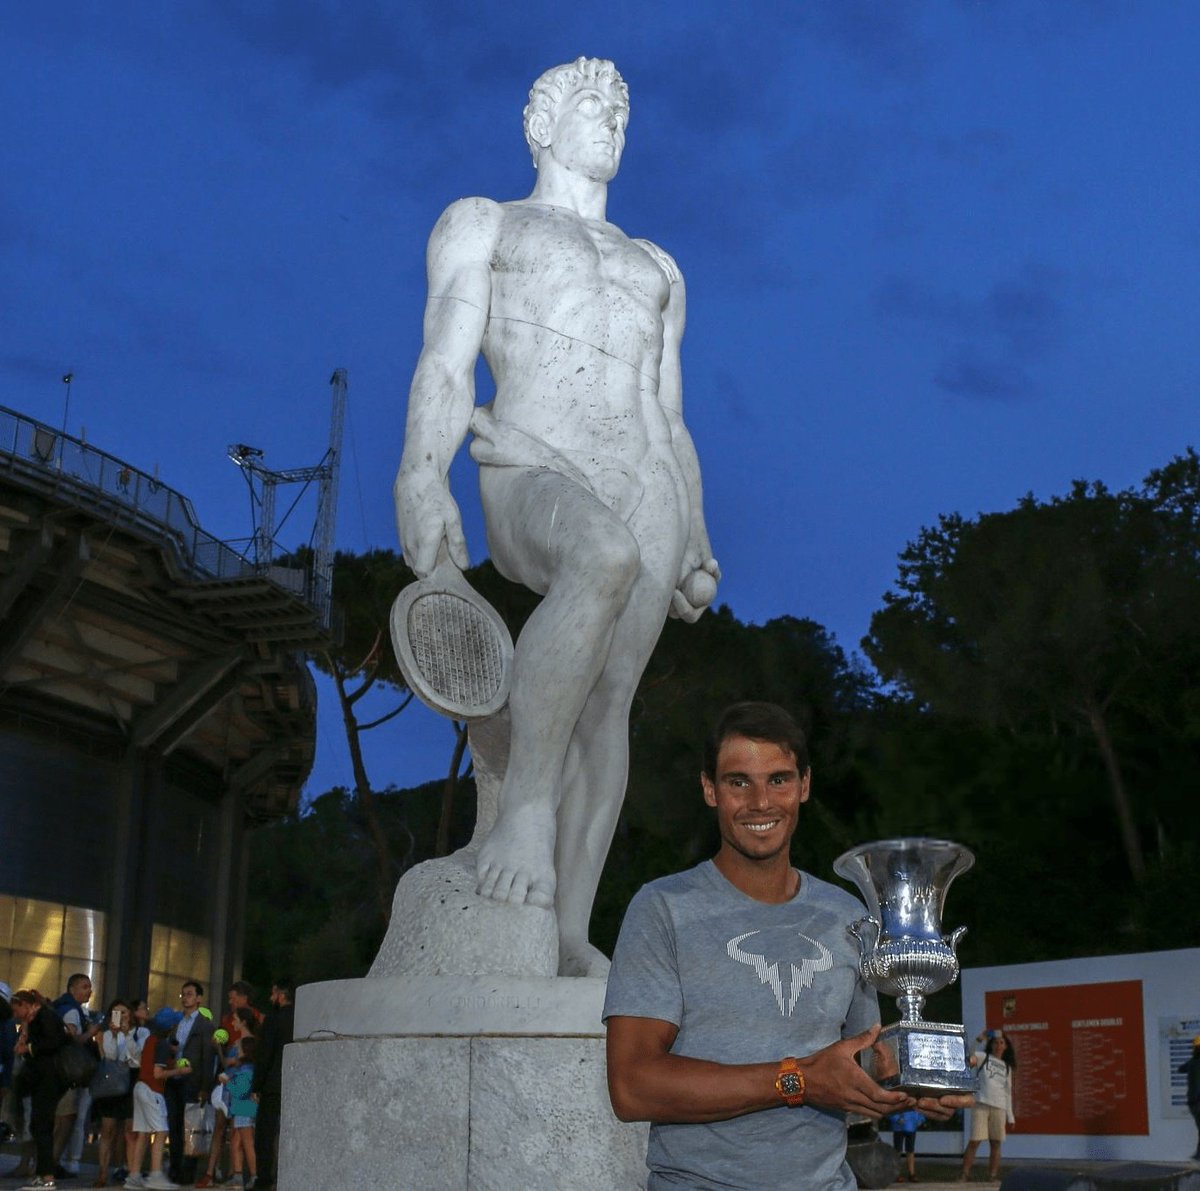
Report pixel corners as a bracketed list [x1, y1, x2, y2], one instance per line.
[0, 352, 66, 386]
[780, 114, 875, 203]
[876, 264, 1065, 400]
[794, 1, 932, 81]
[935, 349, 1032, 401]
[986, 266, 1063, 358]
[212, 0, 423, 91]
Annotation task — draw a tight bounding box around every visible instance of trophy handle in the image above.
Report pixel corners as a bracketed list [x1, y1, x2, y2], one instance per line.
[847, 915, 881, 963]
[943, 924, 967, 955]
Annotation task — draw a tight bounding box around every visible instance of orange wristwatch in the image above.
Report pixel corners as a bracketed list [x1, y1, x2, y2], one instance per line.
[775, 1056, 805, 1107]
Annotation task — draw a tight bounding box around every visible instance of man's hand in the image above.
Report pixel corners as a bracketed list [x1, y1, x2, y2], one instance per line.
[798, 1025, 914, 1119]
[394, 473, 469, 577]
[915, 1092, 975, 1122]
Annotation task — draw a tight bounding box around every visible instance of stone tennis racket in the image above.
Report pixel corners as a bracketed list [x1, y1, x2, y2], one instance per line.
[390, 546, 513, 721]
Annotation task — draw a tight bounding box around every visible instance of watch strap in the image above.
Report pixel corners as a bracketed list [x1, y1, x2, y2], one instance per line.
[775, 1056, 805, 1107]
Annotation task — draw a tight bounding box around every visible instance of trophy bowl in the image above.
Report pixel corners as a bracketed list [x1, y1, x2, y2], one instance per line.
[833, 837, 976, 1095]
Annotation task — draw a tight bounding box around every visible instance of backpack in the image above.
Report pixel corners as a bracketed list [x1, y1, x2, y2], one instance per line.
[50, 1011, 99, 1089]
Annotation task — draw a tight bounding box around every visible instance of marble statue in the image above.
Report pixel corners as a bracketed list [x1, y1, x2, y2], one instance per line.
[394, 57, 719, 978]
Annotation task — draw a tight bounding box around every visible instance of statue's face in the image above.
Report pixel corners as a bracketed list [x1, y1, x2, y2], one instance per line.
[547, 82, 627, 183]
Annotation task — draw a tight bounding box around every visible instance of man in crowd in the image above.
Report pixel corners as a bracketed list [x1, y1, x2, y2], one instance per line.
[165, 980, 215, 1186]
[52, 972, 102, 1177]
[220, 981, 262, 1037]
[251, 978, 294, 1189]
[603, 702, 972, 1188]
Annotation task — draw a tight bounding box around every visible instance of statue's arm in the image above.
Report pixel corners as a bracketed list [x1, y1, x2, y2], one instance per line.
[395, 198, 501, 576]
[636, 240, 720, 622]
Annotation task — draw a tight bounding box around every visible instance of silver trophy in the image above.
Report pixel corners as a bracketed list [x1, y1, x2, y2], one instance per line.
[833, 837, 976, 1095]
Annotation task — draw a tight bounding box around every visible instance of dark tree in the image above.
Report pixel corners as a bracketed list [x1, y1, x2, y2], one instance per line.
[864, 453, 1200, 885]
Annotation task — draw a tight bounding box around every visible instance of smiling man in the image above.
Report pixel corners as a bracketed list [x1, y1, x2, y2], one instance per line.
[395, 58, 719, 976]
[603, 702, 970, 1189]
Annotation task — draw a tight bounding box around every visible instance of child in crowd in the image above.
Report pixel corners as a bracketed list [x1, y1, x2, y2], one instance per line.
[888, 1107, 926, 1182]
[124, 1009, 185, 1191]
[218, 1036, 257, 1190]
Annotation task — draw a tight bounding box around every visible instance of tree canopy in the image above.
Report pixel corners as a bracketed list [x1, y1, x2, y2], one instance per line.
[247, 450, 1200, 991]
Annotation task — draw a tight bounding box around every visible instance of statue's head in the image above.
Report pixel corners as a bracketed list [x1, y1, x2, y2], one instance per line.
[523, 57, 630, 170]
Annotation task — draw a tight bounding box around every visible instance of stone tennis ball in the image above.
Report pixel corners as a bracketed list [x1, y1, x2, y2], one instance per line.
[682, 570, 717, 607]
[213, 1028, 229, 1045]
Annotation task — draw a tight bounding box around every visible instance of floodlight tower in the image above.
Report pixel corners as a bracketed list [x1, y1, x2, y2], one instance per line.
[228, 369, 346, 627]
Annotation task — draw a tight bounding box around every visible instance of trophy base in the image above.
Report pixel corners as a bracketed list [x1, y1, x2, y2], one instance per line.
[870, 1020, 976, 1096]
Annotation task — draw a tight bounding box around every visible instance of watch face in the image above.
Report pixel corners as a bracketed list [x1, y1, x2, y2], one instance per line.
[780, 1073, 801, 1096]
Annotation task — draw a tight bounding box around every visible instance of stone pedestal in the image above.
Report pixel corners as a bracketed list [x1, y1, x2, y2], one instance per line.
[280, 975, 647, 1190]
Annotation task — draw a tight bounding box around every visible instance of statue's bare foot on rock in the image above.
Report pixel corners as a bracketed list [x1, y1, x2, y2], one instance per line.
[476, 803, 557, 908]
[558, 938, 611, 978]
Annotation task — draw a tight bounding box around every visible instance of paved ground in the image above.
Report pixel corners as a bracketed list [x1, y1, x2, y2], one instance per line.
[3, 1147, 1197, 1187]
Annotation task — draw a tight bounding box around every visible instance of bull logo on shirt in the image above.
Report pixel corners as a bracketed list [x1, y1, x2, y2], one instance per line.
[726, 930, 833, 1017]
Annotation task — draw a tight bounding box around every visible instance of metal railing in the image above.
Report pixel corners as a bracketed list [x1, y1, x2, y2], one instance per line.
[0, 405, 317, 607]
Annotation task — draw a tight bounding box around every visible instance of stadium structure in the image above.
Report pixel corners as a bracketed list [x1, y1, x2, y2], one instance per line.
[0, 397, 334, 1010]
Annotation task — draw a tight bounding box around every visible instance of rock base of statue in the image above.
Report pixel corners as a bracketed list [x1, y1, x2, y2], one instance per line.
[278, 975, 646, 1191]
[866, 1019, 975, 1096]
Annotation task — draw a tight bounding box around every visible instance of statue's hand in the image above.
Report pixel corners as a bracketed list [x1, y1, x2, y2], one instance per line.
[395, 473, 469, 577]
[669, 557, 720, 623]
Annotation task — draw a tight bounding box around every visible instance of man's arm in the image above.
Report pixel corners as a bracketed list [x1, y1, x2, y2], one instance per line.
[394, 197, 502, 577]
[635, 240, 719, 623]
[195, 1022, 216, 1098]
[249, 1014, 277, 1096]
[607, 1015, 913, 1124]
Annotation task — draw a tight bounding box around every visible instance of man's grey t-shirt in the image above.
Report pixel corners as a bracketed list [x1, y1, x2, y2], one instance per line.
[603, 860, 879, 1190]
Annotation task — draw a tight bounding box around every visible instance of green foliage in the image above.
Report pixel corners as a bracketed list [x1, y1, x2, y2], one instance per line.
[247, 450, 1200, 987]
[242, 781, 477, 989]
[863, 455, 1200, 883]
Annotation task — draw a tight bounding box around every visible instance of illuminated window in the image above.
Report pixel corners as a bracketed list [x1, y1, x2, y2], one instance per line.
[147, 924, 212, 1013]
[0, 895, 106, 1002]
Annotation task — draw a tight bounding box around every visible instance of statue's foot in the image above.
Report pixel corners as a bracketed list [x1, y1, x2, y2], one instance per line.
[476, 804, 557, 909]
[558, 939, 611, 978]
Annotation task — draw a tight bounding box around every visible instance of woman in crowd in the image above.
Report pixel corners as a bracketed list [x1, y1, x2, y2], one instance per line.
[9, 989, 68, 1191]
[219, 1036, 258, 1190]
[119, 999, 152, 1172]
[961, 1030, 1017, 1181]
[196, 1004, 258, 1187]
[91, 998, 136, 1188]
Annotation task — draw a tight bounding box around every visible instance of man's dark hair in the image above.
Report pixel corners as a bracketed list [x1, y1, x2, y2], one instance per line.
[66, 973, 91, 991]
[273, 977, 295, 1002]
[182, 979, 204, 998]
[227, 980, 254, 999]
[702, 702, 809, 778]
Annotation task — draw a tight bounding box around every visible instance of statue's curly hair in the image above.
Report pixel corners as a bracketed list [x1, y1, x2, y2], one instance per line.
[523, 57, 629, 166]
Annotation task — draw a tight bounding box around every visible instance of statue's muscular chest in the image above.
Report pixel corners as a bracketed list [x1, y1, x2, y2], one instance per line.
[489, 204, 668, 320]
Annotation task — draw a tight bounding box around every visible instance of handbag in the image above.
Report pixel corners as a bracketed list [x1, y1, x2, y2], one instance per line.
[89, 1057, 131, 1100]
[184, 1101, 215, 1157]
[54, 1040, 99, 1089]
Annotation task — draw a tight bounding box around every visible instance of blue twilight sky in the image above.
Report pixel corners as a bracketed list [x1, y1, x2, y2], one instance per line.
[5, 3, 1198, 799]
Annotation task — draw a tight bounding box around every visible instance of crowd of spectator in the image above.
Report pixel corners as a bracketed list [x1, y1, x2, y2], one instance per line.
[0, 975, 294, 1191]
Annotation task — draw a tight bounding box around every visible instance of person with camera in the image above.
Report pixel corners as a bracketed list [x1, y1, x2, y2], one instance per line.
[91, 999, 136, 1187]
[960, 1029, 1017, 1181]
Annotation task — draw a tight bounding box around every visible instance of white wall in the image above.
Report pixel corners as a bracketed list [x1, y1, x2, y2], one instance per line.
[955, 948, 1200, 1161]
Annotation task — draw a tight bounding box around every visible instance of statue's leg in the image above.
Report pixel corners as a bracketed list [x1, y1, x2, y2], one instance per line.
[553, 531, 682, 976]
[476, 468, 640, 909]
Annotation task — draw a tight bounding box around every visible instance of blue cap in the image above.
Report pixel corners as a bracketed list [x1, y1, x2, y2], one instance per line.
[150, 1007, 183, 1033]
